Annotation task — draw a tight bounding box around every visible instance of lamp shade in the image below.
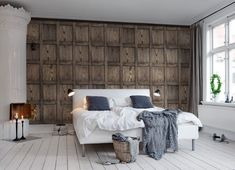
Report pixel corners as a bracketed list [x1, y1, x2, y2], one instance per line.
[67, 89, 75, 97]
[154, 89, 160, 97]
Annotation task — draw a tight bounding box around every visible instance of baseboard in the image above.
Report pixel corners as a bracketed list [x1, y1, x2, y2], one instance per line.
[29, 124, 54, 134]
[29, 124, 74, 134]
[201, 125, 235, 141]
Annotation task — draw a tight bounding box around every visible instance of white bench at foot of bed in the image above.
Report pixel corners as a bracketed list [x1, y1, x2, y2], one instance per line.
[74, 123, 199, 157]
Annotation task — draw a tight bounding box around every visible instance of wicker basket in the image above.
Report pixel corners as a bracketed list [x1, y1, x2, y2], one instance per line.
[113, 137, 139, 163]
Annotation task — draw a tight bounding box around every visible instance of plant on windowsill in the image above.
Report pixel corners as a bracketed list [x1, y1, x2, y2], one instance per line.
[210, 74, 222, 102]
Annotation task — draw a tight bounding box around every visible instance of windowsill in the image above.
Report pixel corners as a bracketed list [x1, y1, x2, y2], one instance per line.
[201, 101, 235, 108]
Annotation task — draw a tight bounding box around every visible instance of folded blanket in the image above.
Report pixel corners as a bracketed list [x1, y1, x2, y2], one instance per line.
[137, 109, 180, 160]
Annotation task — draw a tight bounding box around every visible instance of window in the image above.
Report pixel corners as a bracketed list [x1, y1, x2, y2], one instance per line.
[206, 17, 235, 102]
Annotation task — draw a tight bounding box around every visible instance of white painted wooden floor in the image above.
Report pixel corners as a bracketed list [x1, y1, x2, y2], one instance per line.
[0, 132, 235, 170]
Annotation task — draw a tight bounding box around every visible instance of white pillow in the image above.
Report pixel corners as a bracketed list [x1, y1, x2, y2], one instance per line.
[112, 97, 132, 107]
[108, 97, 115, 109]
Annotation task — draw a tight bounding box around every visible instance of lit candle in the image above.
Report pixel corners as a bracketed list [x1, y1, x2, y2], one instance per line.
[21, 115, 24, 120]
[15, 113, 18, 119]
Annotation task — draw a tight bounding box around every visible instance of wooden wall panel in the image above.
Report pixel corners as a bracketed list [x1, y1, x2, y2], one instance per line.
[75, 25, 89, 42]
[166, 67, 178, 83]
[27, 85, 40, 101]
[42, 45, 57, 63]
[166, 49, 178, 64]
[123, 66, 135, 83]
[137, 67, 149, 84]
[42, 24, 57, 41]
[43, 85, 57, 101]
[137, 28, 150, 45]
[59, 45, 73, 63]
[59, 25, 73, 42]
[108, 66, 120, 83]
[27, 64, 40, 82]
[27, 19, 191, 123]
[90, 25, 104, 44]
[43, 104, 56, 123]
[74, 66, 89, 83]
[42, 65, 57, 82]
[122, 28, 135, 44]
[91, 66, 105, 82]
[167, 85, 179, 101]
[59, 85, 73, 103]
[122, 47, 135, 64]
[27, 23, 40, 42]
[107, 47, 120, 64]
[150, 48, 164, 65]
[152, 28, 164, 46]
[137, 48, 149, 65]
[165, 29, 177, 48]
[59, 65, 72, 82]
[27, 44, 40, 61]
[74, 45, 89, 64]
[179, 49, 190, 65]
[152, 67, 164, 84]
[106, 27, 120, 44]
[91, 46, 105, 63]
[60, 105, 72, 123]
[178, 29, 190, 48]
[181, 67, 190, 84]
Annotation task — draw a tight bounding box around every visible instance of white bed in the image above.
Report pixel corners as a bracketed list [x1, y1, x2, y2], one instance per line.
[72, 89, 202, 156]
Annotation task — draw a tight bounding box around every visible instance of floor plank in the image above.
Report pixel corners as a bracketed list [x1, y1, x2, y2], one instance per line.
[56, 136, 68, 170]
[0, 142, 25, 169]
[0, 132, 235, 170]
[0, 140, 16, 161]
[67, 135, 80, 170]
[29, 136, 52, 170]
[6, 141, 33, 170]
[43, 135, 59, 170]
[18, 139, 42, 170]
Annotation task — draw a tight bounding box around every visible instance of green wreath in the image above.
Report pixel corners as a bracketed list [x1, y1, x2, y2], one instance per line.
[210, 74, 222, 95]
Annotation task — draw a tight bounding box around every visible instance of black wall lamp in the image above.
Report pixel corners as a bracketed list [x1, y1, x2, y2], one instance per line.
[154, 89, 160, 97]
[68, 89, 75, 97]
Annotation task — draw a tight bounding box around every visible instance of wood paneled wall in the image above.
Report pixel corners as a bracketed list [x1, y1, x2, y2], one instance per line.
[26, 19, 191, 123]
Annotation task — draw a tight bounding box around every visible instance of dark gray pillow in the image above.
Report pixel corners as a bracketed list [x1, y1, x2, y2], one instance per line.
[130, 95, 153, 108]
[86, 96, 110, 111]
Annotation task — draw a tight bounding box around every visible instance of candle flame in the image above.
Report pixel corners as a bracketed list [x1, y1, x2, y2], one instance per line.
[21, 115, 24, 120]
[15, 113, 18, 119]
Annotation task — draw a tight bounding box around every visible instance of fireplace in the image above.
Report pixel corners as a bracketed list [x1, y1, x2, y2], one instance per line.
[10, 103, 36, 120]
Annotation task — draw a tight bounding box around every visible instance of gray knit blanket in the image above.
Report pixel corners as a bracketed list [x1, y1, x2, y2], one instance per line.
[137, 109, 180, 160]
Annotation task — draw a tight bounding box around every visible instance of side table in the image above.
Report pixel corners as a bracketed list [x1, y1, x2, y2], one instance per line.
[3, 119, 29, 140]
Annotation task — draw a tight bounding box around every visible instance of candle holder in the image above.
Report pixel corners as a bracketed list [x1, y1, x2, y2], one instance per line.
[20, 120, 26, 140]
[13, 118, 20, 141]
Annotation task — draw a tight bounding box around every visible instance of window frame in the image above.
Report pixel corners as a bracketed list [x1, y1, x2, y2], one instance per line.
[204, 14, 235, 103]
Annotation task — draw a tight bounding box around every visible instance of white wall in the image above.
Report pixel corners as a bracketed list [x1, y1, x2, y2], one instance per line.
[198, 104, 235, 139]
[0, 5, 30, 121]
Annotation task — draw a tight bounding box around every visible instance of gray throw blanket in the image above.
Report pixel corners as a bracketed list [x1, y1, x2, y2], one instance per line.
[137, 109, 180, 160]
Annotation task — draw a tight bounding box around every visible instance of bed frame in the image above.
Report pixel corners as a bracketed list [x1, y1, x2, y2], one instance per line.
[72, 89, 199, 157]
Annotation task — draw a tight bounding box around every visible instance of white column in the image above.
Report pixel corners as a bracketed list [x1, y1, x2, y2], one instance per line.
[0, 5, 31, 121]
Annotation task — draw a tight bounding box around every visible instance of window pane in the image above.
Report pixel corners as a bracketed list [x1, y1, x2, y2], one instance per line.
[229, 49, 235, 98]
[213, 52, 225, 101]
[213, 24, 225, 49]
[229, 19, 235, 44]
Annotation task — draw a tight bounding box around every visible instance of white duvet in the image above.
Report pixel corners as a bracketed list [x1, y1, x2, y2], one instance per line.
[72, 107, 202, 138]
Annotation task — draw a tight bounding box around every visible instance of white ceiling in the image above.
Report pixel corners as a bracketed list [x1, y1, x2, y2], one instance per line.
[7, 0, 235, 25]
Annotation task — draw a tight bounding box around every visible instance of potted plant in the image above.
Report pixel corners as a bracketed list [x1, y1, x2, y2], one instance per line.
[210, 74, 222, 102]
